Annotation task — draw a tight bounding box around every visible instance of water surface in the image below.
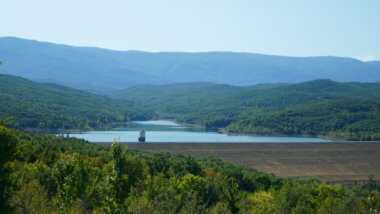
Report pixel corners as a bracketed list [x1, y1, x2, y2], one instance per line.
[66, 120, 332, 143]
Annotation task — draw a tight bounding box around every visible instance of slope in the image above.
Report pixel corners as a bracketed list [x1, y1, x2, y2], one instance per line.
[226, 98, 380, 141]
[0, 74, 154, 129]
[110, 82, 280, 116]
[115, 80, 380, 127]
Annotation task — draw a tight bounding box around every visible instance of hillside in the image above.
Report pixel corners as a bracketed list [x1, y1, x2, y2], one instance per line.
[112, 80, 380, 140]
[1, 37, 380, 93]
[0, 74, 154, 129]
[110, 82, 284, 116]
[226, 98, 380, 141]
[115, 79, 380, 119]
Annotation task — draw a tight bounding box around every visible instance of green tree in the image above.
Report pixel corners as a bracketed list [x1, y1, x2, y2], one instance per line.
[243, 191, 279, 214]
[359, 191, 380, 214]
[8, 161, 51, 213]
[105, 143, 134, 213]
[179, 173, 208, 205]
[220, 178, 241, 214]
[0, 120, 16, 213]
[53, 153, 91, 211]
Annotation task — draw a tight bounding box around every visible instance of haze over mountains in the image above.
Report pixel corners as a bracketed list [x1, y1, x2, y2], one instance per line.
[0, 37, 379, 93]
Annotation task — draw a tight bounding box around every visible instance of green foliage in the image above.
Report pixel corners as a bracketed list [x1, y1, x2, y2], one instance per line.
[9, 161, 52, 213]
[0, 74, 155, 130]
[226, 98, 380, 140]
[2, 127, 379, 213]
[0, 123, 16, 213]
[53, 153, 91, 210]
[240, 191, 279, 214]
[359, 191, 380, 214]
[113, 79, 380, 140]
[110, 82, 257, 117]
[219, 178, 241, 214]
[139, 152, 202, 177]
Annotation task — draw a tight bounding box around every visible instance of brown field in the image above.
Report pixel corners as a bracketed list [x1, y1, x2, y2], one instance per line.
[124, 142, 380, 183]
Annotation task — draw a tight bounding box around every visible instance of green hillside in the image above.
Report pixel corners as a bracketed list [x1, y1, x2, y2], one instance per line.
[112, 82, 253, 116]
[226, 98, 380, 141]
[0, 74, 155, 129]
[278, 79, 380, 97]
[175, 80, 380, 128]
[113, 80, 380, 140]
[111, 82, 286, 116]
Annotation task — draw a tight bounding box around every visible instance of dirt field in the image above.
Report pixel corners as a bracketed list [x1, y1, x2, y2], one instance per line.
[125, 142, 380, 183]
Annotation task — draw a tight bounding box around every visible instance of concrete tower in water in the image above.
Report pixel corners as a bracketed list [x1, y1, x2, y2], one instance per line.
[139, 130, 145, 142]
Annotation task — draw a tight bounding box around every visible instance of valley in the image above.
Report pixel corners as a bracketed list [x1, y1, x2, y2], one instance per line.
[2, 2, 380, 212]
[112, 80, 380, 141]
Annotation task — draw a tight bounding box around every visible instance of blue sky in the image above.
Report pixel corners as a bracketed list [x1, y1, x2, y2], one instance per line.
[1, 0, 379, 60]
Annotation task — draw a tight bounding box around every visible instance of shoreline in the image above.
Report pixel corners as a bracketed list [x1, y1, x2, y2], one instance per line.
[22, 119, 371, 142]
[219, 128, 340, 141]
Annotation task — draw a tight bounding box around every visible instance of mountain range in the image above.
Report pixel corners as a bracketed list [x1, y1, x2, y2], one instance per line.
[0, 37, 379, 93]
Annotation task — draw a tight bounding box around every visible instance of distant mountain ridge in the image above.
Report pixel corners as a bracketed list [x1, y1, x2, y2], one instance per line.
[0, 37, 379, 93]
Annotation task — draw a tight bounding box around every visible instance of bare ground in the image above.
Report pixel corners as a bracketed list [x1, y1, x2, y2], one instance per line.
[124, 142, 380, 183]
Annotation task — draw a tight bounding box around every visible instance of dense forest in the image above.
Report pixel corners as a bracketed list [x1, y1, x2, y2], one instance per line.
[0, 119, 379, 213]
[110, 82, 258, 117]
[0, 74, 155, 130]
[226, 98, 380, 141]
[114, 80, 380, 140]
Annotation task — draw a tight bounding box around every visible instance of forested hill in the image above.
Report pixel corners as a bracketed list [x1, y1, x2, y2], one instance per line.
[110, 82, 284, 116]
[111, 82, 247, 103]
[276, 79, 380, 97]
[1, 37, 380, 93]
[114, 79, 380, 117]
[226, 98, 380, 141]
[0, 74, 155, 129]
[112, 80, 380, 140]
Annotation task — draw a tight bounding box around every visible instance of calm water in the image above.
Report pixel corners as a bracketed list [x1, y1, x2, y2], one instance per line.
[66, 120, 332, 143]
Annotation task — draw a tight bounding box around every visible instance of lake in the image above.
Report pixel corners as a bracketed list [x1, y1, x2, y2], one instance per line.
[66, 120, 332, 143]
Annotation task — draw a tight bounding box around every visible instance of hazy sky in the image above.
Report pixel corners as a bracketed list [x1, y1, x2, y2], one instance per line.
[1, 0, 379, 60]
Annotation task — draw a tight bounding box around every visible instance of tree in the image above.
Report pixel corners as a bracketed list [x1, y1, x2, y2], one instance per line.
[244, 191, 279, 214]
[0, 120, 16, 213]
[179, 173, 208, 204]
[220, 178, 241, 214]
[359, 191, 380, 214]
[104, 142, 131, 213]
[53, 153, 91, 211]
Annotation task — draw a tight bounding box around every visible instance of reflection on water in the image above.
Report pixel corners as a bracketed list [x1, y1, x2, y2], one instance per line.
[65, 120, 332, 143]
[106, 120, 214, 133]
